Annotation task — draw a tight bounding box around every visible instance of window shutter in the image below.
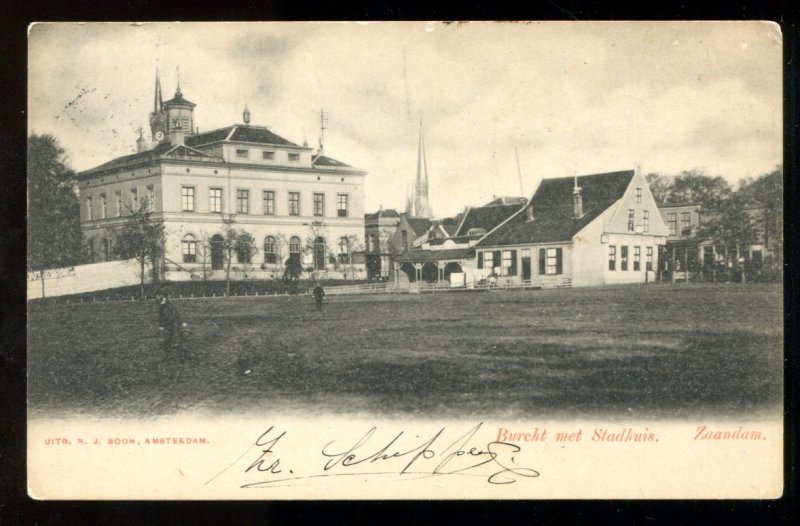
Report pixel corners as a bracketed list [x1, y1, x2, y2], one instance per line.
[510, 250, 517, 276]
[477, 252, 483, 269]
[556, 248, 563, 275]
[539, 248, 546, 275]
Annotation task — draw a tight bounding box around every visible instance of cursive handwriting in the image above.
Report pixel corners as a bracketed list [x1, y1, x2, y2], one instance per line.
[208, 422, 540, 489]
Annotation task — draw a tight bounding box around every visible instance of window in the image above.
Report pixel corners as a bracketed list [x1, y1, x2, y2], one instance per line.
[264, 236, 277, 264]
[501, 250, 517, 276]
[289, 236, 301, 262]
[681, 212, 691, 235]
[86, 196, 93, 220]
[646, 246, 654, 271]
[484, 251, 494, 272]
[643, 210, 649, 233]
[182, 234, 197, 263]
[337, 194, 348, 217]
[263, 190, 275, 215]
[115, 191, 122, 217]
[181, 186, 195, 212]
[634, 246, 641, 271]
[667, 213, 677, 236]
[609, 245, 616, 271]
[539, 247, 562, 275]
[401, 230, 408, 248]
[338, 237, 350, 264]
[145, 185, 155, 212]
[236, 237, 252, 264]
[130, 188, 138, 211]
[288, 152, 300, 162]
[236, 149, 249, 159]
[621, 245, 629, 271]
[262, 151, 274, 160]
[313, 193, 325, 217]
[209, 188, 223, 213]
[100, 194, 107, 219]
[236, 189, 250, 214]
[636, 188, 642, 203]
[288, 192, 300, 215]
[627, 209, 635, 232]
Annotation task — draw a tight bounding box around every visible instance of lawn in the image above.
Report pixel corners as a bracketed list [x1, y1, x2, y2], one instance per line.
[27, 283, 783, 419]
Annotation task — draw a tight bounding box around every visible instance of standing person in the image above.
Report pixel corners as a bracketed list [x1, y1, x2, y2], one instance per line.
[157, 293, 184, 360]
[312, 282, 325, 311]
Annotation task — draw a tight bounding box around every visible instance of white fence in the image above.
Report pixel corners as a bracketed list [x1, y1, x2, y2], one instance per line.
[27, 259, 144, 300]
[322, 277, 573, 296]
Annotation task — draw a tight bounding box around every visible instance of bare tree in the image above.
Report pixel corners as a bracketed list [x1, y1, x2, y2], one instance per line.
[113, 204, 166, 300]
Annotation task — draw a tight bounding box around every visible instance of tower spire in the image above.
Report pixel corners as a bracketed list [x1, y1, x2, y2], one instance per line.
[154, 67, 163, 113]
[176, 67, 181, 96]
[413, 115, 431, 218]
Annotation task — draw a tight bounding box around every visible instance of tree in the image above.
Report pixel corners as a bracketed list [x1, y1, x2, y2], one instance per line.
[219, 222, 257, 295]
[740, 166, 783, 267]
[645, 172, 674, 206]
[113, 205, 166, 300]
[698, 192, 757, 283]
[305, 220, 329, 277]
[27, 134, 83, 299]
[344, 233, 363, 280]
[665, 169, 732, 208]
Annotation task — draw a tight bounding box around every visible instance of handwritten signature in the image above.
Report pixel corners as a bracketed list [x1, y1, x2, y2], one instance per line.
[207, 422, 539, 489]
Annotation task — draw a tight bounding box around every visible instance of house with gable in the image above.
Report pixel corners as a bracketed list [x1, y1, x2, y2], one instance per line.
[474, 169, 668, 288]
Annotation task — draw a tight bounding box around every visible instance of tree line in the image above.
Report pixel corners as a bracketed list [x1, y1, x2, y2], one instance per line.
[646, 167, 783, 281]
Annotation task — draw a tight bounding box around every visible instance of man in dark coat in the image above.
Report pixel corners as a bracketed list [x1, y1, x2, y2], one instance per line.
[157, 294, 184, 359]
[312, 282, 325, 311]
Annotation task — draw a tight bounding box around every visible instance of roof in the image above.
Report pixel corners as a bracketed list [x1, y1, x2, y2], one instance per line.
[456, 203, 525, 237]
[163, 92, 196, 107]
[79, 141, 222, 177]
[365, 209, 401, 220]
[185, 125, 298, 148]
[405, 217, 433, 236]
[478, 170, 635, 247]
[394, 247, 475, 263]
[485, 196, 527, 206]
[440, 216, 461, 236]
[312, 154, 351, 167]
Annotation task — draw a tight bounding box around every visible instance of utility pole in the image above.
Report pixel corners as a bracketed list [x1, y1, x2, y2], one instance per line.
[514, 147, 524, 197]
[318, 109, 328, 155]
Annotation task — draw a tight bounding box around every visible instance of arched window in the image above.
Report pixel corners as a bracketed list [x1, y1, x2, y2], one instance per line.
[289, 235, 301, 263]
[338, 237, 350, 264]
[182, 234, 197, 263]
[87, 238, 95, 262]
[264, 236, 277, 264]
[236, 233, 253, 264]
[101, 238, 110, 261]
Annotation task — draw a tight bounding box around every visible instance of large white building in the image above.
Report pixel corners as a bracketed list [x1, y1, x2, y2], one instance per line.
[78, 74, 367, 281]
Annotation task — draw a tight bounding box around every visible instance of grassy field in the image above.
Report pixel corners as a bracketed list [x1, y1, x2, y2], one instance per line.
[27, 283, 783, 419]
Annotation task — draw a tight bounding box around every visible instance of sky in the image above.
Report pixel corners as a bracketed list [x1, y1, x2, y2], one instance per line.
[28, 21, 782, 217]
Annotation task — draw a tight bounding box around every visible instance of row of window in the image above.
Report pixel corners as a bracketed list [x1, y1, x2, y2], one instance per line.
[235, 148, 300, 162]
[477, 247, 563, 276]
[626, 209, 650, 232]
[608, 245, 654, 271]
[181, 234, 354, 265]
[181, 186, 349, 217]
[666, 212, 693, 236]
[86, 186, 154, 220]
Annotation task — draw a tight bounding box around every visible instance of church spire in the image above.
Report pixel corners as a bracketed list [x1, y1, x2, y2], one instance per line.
[154, 67, 163, 113]
[413, 116, 431, 218]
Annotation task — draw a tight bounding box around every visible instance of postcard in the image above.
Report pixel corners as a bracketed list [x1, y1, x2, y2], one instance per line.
[27, 21, 783, 499]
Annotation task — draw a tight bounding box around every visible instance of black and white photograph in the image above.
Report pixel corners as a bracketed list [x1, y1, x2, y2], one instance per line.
[26, 21, 783, 499]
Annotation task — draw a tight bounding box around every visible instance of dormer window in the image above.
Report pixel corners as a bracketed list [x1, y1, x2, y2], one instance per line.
[467, 228, 486, 236]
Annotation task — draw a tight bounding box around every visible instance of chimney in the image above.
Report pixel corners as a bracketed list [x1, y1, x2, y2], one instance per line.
[243, 105, 251, 125]
[169, 121, 184, 146]
[135, 128, 147, 153]
[526, 203, 534, 221]
[573, 187, 583, 218]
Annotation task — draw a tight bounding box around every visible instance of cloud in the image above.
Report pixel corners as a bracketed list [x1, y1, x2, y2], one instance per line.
[28, 22, 782, 217]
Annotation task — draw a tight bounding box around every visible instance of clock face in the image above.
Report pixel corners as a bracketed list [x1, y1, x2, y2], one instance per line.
[155, 131, 164, 141]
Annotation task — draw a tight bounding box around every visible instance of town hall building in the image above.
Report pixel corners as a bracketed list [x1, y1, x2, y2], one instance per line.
[78, 72, 367, 281]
